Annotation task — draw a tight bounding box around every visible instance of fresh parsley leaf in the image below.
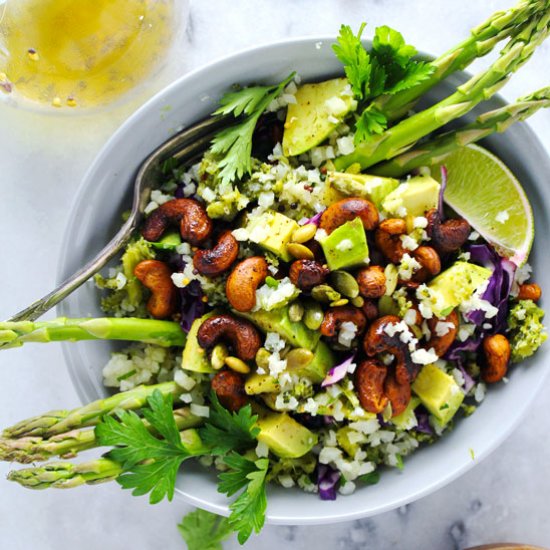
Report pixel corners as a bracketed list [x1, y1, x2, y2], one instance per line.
[355, 105, 387, 143]
[218, 453, 269, 545]
[359, 471, 380, 485]
[199, 392, 259, 455]
[332, 23, 371, 100]
[372, 26, 417, 68]
[210, 73, 295, 184]
[178, 509, 232, 550]
[395, 453, 405, 471]
[95, 390, 201, 504]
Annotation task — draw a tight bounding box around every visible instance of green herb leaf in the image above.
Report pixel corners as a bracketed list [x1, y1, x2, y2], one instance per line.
[332, 23, 372, 100]
[95, 390, 198, 504]
[355, 105, 388, 143]
[218, 453, 269, 545]
[359, 471, 381, 485]
[178, 509, 232, 550]
[199, 392, 260, 456]
[210, 73, 295, 184]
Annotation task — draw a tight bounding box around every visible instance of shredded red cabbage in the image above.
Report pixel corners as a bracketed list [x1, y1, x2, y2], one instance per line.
[301, 211, 324, 226]
[465, 244, 515, 332]
[456, 361, 476, 393]
[414, 408, 433, 435]
[321, 355, 355, 387]
[178, 280, 206, 333]
[317, 464, 340, 500]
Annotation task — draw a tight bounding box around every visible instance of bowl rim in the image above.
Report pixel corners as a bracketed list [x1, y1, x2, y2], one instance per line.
[57, 34, 550, 524]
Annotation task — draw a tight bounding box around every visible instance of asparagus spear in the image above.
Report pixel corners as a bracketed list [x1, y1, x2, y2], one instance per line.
[7, 458, 123, 489]
[7, 427, 208, 490]
[372, 0, 550, 121]
[3, 381, 180, 439]
[0, 407, 202, 464]
[371, 86, 550, 177]
[335, 11, 550, 171]
[0, 317, 186, 350]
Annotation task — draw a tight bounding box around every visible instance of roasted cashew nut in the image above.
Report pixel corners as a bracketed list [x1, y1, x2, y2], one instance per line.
[320, 305, 367, 339]
[319, 197, 379, 234]
[426, 208, 470, 254]
[363, 315, 418, 385]
[211, 370, 248, 412]
[426, 309, 459, 356]
[383, 371, 411, 417]
[193, 230, 239, 277]
[482, 333, 511, 383]
[289, 259, 329, 291]
[411, 246, 441, 283]
[357, 265, 386, 298]
[355, 358, 388, 414]
[142, 198, 213, 246]
[134, 259, 178, 319]
[518, 283, 542, 302]
[197, 314, 262, 362]
[225, 256, 268, 312]
[374, 218, 407, 263]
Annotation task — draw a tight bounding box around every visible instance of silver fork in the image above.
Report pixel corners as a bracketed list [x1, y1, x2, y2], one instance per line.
[6, 115, 229, 323]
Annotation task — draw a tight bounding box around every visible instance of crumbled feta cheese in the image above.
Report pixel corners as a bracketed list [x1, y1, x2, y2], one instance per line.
[398, 253, 422, 280]
[413, 216, 428, 229]
[174, 370, 197, 391]
[319, 447, 343, 464]
[403, 309, 418, 326]
[265, 332, 286, 353]
[458, 323, 476, 342]
[435, 321, 455, 337]
[457, 251, 471, 261]
[336, 135, 355, 155]
[114, 272, 127, 290]
[255, 441, 269, 458]
[144, 201, 159, 215]
[468, 230, 480, 241]
[400, 234, 419, 251]
[325, 96, 348, 116]
[474, 382, 487, 403]
[495, 210, 509, 224]
[339, 481, 356, 495]
[314, 228, 328, 242]
[176, 242, 191, 255]
[171, 273, 189, 288]
[253, 277, 299, 312]
[190, 404, 210, 418]
[258, 191, 275, 209]
[338, 321, 358, 347]
[200, 187, 216, 203]
[411, 347, 439, 364]
[335, 238, 354, 252]
[278, 474, 295, 488]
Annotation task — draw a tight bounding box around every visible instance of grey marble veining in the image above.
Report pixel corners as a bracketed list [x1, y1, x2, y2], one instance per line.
[0, 1, 549, 549]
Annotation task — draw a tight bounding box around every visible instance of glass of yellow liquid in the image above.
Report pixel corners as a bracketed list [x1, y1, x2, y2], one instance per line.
[0, 0, 187, 111]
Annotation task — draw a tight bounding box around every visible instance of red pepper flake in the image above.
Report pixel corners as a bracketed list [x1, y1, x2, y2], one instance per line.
[320, 166, 328, 174]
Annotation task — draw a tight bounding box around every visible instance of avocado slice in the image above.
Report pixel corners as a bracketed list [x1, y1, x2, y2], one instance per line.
[283, 78, 357, 156]
[320, 217, 369, 271]
[246, 210, 299, 262]
[427, 261, 492, 317]
[412, 364, 464, 426]
[181, 312, 216, 373]
[382, 175, 440, 217]
[256, 412, 318, 458]
[237, 306, 320, 350]
[147, 230, 182, 251]
[391, 397, 421, 430]
[327, 172, 399, 209]
[244, 341, 335, 395]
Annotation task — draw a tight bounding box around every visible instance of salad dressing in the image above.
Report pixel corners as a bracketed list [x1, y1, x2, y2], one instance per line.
[0, 0, 177, 108]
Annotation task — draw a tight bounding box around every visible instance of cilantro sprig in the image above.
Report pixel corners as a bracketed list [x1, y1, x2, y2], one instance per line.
[332, 23, 434, 142]
[178, 509, 232, 550]
[210, 73, 295, 184]
[95, 390, 267, 545]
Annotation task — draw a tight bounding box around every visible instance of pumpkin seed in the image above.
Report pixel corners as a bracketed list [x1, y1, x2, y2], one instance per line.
[311, 284, 341, 303]
[330, 270, 359, 298]
[225, 356, 251, 374]
[210, 343, 229, 370]
[286, 348, 314, 370]
[351, 295, 365, 308]
[292, 223, 317, 244]
[330, 298, 349, 307]
[303, 300, 324, 330]
[378, 295, 399, 316]
[384, 264, 398, 296]
[287, 242, 315, 260]
[289, 301, 305, 322]
[255, 347, 271, 370]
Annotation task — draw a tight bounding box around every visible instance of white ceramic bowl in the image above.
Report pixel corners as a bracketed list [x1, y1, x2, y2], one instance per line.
[57, 37, 550, 524]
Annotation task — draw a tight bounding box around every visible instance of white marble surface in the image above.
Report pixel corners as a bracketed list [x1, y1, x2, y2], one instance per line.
[0, 1, 549, 548]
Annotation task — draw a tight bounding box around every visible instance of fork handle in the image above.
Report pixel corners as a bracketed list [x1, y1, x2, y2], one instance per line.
[6, 215, 139, 322]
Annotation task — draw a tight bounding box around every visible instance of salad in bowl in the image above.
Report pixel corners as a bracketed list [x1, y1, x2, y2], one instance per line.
[1, 1, 549, 544]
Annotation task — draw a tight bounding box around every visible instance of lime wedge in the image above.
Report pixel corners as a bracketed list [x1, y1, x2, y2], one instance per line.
[431, 144, 534, 266]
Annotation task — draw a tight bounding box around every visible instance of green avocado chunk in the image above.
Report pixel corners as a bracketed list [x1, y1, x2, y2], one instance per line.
[245, 373, 281, 395]
[282, 78, 357, 156]
[391, 397, 421, 430]
[147, 230, 182, 250]
[427, 261, 492, 317]
[320, 217, 369, 271]
[382, 175, 440, 217]
[245, 210, 299, 262]
[412, 364, 464, 426]
[327, 172, 399, 209]
[181, 312, 215, 374]
[237, 306, 320, 350]
[256, 412, 318, 458]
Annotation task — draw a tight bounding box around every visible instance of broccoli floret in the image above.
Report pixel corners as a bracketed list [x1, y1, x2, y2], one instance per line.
[508, 299, 547, 363]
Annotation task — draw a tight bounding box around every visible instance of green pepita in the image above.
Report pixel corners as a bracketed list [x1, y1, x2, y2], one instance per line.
[311, 284, 341, 303]
[292, 223, 317, 244]
[289, 301, 305, 322]
[303, 300, 324, 330]
[330, 298, 349, 307]
[225, 356, 251, 374]
[286, 348, 314, 370]
[351, 295, 365, 308]
[287, 242, 315, 260]
[210, 343, 229, 370]
[384, 264, 399, 296]
[330, 270, 360, 298]
[255, 348, 271, 370]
